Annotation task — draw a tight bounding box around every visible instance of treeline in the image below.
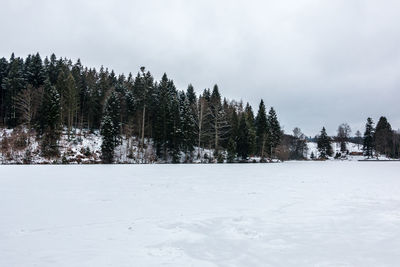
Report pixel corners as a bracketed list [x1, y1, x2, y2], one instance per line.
[314, 118, 400, 159]
[0, 53, 283, 163]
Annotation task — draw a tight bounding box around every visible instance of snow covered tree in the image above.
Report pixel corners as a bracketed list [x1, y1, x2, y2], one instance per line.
[100, 115, 115, 163]
[317, 127, 333, 159]
[104, 91, 121, 144]
[363, 117, 375, 158]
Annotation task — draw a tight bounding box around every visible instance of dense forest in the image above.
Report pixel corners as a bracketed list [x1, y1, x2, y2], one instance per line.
[0, 53, 399, 163]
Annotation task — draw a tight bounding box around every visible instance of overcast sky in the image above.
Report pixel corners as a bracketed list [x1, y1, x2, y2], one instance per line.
[1, 0, 399, 135]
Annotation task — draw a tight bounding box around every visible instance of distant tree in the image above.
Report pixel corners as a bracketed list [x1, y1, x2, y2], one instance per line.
[363, 117, 375, 158]
[39, 80, 61, 157]
[25, 53, 45, 88]
[180, 94, 196, 161]
[255, 99, 268, 159]
[2, 54, 26, 127]
[14, 84, 42, 131]
[209, 85, 229, 155]
[100, 115, 115, 163]
[237, 113, 250, 159]
[244, 102, 256, 155]
[290, 127, 308, 159]
[317, 127, 332, 159]
[104, 91, 121, 144]
[374, 116, 393, 157]
[355, 130, 362, 149]
[337, 123, 351, 152]
[267, 107, 281, 158]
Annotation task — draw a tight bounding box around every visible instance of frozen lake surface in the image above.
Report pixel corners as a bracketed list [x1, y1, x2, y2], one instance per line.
[1, 162, 400, 267]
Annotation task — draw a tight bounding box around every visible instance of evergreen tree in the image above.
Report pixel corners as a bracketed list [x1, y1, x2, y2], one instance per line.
[363, 117, 375, 158]
[25, 53, 45, 88]
[39, 80, 61, 157]
[374, 116, 393, 157]
[100, 115, 115, 163]
[64, 73, 79, 139]
[180, 94, 196, 160]
[186, 84, 197, 106]
[255, 99, 268, 158]
[244, 103, 256, 155]
[237, 113, 250, 159]
[0, 57, 9, 124]
[267, 107, 281, 158]
[104, 91, 121, 144]
[317, 127, 333, 159]
[2, 54, 26, 126]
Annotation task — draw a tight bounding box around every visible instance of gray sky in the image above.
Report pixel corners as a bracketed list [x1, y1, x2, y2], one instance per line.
[1, 0, 399, 136]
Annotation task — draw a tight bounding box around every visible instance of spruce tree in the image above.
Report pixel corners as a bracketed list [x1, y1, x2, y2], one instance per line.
[255, 99, 268, 158]
[180, 94, 196, 160]
[374, 116, 393, 157]
[363, 117, 375, 158]
[245, 103, 256, 155]
[267, 107, 281, 158]
[2, 54, 26, 126]
[317, 127, 332, 159]
[100, 115, 115, 163]
[104, 91, 121, 144]
[237, 113, 250, 159]
[0, 57, 9, 124]
[39, 80, 61, 157]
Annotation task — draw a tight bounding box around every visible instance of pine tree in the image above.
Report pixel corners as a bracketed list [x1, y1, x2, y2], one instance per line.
[0, 57, 9, 124]
[267, 107, 281, 158]
[245, 103, 256, 155]
[255, 99, 268, 158]
[363, 117, 375, 158]
[39, 80, 61, 157]
[180, 94, 196, 161]
[64, 73, 78, 139]
[237, 113, 250, 159]
[104, 91, 121, 144]
[25, 52, 45, 88]
[317, 127, 332, 159]
[100, 115, 115, 163]
[374, 116, 393, 157]
[2, 54, 26, 127]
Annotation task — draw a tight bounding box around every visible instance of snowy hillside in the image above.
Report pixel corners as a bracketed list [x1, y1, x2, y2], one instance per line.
[0, 127, 215, 164]
[307, 141, 364, 160]
[1, 162, 400, 266]
[306, 141, 395, 161]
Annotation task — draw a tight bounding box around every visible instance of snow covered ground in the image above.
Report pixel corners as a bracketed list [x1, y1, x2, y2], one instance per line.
[1, 162, 400, 266]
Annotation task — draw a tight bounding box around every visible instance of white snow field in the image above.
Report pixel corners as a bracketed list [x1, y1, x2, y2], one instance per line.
[1, 162, 400, 267]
